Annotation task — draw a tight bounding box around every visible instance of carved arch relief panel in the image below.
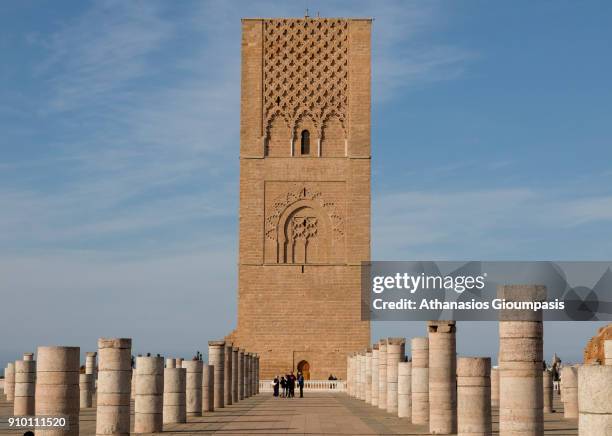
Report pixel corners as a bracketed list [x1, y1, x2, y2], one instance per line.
[264, 182, 346, 264]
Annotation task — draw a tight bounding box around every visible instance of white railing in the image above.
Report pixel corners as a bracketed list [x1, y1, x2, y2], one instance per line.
[259, 379, 345, 392]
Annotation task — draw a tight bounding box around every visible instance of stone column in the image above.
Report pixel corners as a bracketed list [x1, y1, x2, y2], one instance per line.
[231, 347, 239, 403]
[350, 354, 357, 397]
[498, 285, 546, 436]
[378, 340, 388, 410]
[208, 341, 225, 408]
[96, 338, 132, 436]
[251, 354, 257, 396]
[398, 361, 412, 419]
[176, 358, 183, 368]
[166, 358, 176, 368]
[346, 354, 352, 397]
[244, 353, 251, 398]
[543, 369, 553, 413]
[134, 356, 163, 434]
[366, 348, 373, 404]
[163, 366, 186, 424]
[35, 346, 80, 436]
[202, 363, 214, 413]
[372, 345, 379, 406]
[491, 367, 500, 408]
[605, 340, 612, 366]
[86, 352, 97, 377]
[256, 354, 260, 394]
[457, 357, 492, 436]
[411, 336, 429, 425]
[5, 362, 15, 401]
[183, 360, 202, 417]
[14, 354, 36, 416]
[359, 351, 366, 400]
[224, 343, 233, 406]
[561, 366, 578, 419]
[578, 364, 612, 436]
[346, 354, 351, 397]
[85, 351, 97, 404]
[428, 320, 457, 434]
[79, 373, 94, 409]
[239, 349, 245, 400]
[387, 337, 405, 414]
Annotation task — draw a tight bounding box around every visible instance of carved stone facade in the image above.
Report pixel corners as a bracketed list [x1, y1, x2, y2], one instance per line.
[263, 19, 348, 158]
[228, 17, 371, 380]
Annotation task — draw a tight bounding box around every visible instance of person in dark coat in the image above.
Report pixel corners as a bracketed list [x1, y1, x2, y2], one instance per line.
[280, 376, 286, 398]
[297, 372, 305, 397]
[288, 372, 296, 398]
[273, 376, 280, 397]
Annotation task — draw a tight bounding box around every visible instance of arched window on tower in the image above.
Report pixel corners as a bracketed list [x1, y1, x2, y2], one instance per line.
[300, 130, 310, 155]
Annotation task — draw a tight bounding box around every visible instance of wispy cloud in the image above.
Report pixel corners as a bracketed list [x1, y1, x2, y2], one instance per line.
[373, 187, 612, 260]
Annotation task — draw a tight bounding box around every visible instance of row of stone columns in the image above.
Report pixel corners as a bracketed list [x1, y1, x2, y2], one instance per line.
[347, 337, 408, 416]
[347, 331, 492, 436]
[347, 302, 561, 436]
[207, 340, 259, 411]
[2, 338, 261, 435]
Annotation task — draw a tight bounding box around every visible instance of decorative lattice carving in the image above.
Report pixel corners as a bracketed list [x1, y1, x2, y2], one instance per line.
[265, 185, 344, 242]
[263, 18, 348, 138]
[292, 216, 318, 240]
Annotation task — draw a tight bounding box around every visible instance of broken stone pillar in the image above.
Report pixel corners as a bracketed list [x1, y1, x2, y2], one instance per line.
[85, 351, 97, 405]
[96, 338, 131, 436]
[366, 348, 373, 404]
[561, 366, 578, 419]
[134, 356, 163, 434]
[79, 373, 94, 409]
[354, 353, 359, 398]
[176, 358, 183, 368]
[428, 320, 457, 434]
[543, 369, 553, 413]
[605, 340, 612, 366]
[411, 336, 429, 425]
[86, 352, 97, 375]
[387, 337, 405, 414]
[491, 367, 500, 408]
[202, 363, 214, 412]
[183, 360, 202, 417]
[35, 346, 80, 436]
[498, 285, 546, 436]
[372, 345, 379, 406]
[5, 362, 15, 401]
[346, 354, 352, 397]
[578, 364, 612, 436]
[232, 347, 239, 403]
[255, 354, 260, 395]
[14, 354, 36, 415]
[359, 351, 366, 400]
[224, 343, 233, 406]
[457, 357, 492, 436]
[378, 340, 388, 410]
[244, 353, 251, 398]
[208, 341, 225, 408]
[398, 361, 412, 419]
[130, 369, 136, 401]
[239, 349, 245, 400]
[166, 358, 176, 368]
[163, 366, 186, 424]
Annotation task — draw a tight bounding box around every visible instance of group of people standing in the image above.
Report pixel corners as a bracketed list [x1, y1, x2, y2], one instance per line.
[273, 372, 305, 398]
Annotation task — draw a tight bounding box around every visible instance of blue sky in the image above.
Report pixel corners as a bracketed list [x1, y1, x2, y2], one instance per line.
[1, 1, 611, 369]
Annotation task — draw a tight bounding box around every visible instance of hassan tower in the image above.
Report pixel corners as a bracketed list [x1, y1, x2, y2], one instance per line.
[226, 16, 371, 380]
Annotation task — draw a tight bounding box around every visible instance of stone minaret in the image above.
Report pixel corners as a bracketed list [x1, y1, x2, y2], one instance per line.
[228, 16, 372, 379]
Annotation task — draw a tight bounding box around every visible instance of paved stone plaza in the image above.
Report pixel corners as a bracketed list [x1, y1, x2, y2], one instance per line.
[0, 393, 577, 435]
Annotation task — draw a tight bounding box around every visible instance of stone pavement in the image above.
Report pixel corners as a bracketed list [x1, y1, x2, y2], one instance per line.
[0, 392, 577, 435]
